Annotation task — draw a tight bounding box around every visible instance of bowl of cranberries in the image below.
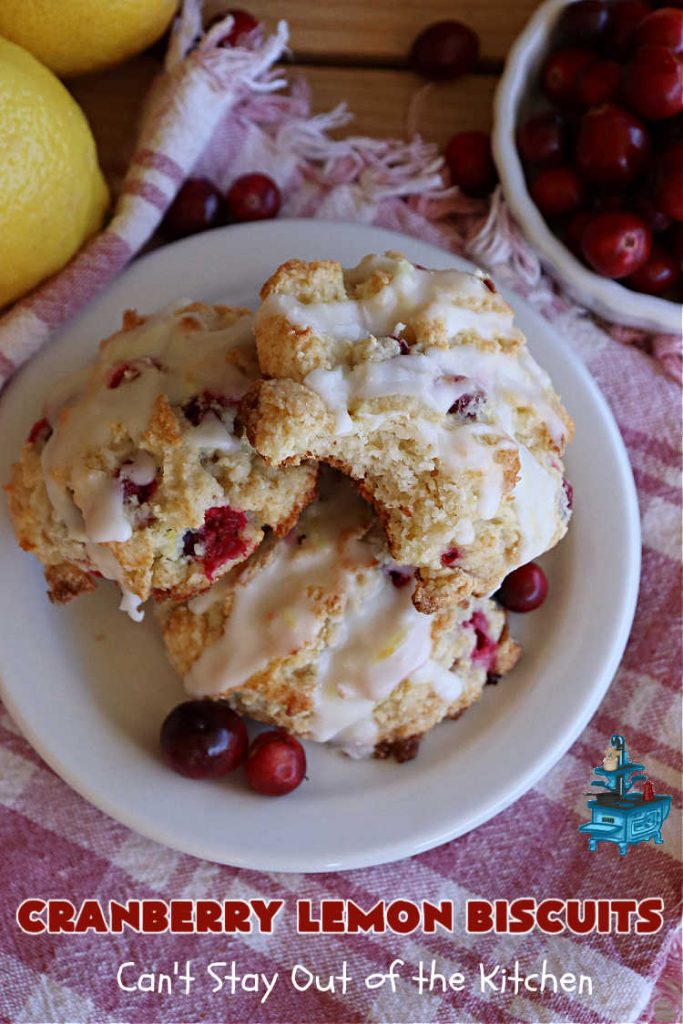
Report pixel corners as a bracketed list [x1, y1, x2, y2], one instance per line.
[493, 0, 682, 332]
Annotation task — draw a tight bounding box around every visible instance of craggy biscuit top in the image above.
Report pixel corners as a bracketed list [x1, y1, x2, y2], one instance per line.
[248, 253, 573, 610]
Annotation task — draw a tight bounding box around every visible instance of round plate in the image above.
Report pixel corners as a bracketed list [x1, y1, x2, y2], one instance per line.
[0, 221, 640, 872]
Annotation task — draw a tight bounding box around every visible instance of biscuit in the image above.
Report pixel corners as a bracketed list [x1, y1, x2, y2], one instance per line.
[6, 303, 317, 618]
[244, 252, 574, 612]
[161, 474, 521, 760]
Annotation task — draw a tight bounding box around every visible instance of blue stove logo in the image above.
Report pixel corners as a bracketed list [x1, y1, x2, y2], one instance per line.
[579, 733, 672, 856]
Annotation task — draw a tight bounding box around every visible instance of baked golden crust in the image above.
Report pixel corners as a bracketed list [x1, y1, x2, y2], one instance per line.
[247, 253, 574, 612]
[5, 302, 317, 614]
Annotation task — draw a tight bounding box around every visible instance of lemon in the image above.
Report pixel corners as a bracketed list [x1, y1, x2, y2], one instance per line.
[0, 0, 178, 78]
[0, 37, 109, 308]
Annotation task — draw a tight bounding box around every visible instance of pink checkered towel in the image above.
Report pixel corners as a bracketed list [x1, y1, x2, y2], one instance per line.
[0, 5, 681, 1023]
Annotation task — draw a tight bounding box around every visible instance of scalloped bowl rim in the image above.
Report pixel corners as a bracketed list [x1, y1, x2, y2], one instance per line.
[492, 0, 682, 334]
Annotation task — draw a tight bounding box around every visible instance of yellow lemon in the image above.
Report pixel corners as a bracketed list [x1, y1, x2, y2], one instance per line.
[0, 0, 178, 78]
[0, 37, 109, 308]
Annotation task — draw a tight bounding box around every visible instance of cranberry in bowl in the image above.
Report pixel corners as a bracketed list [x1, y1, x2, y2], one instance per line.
[492, 0, 682, 333]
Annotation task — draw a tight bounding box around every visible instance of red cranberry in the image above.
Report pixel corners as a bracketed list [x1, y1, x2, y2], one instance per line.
[182, 391, 233, 426]
[555, 0, 611, 43]
[530, 165, 584, 218]
[638, 6, 683, 54]
[626, 242, 679, 293]
[606, 0, 652, 54]
[582, 211, 652, 277]
[388, 568, 414, 588]
[217, 9, 261, 47]
[410, 21, 479, 81]
[27, 417, 52, 446]
[565, 210, 595, 256]
[542, 47, 595, 104]
[245, 730, 307, 796]
[447, 388, 486, 419]
[517, 113, 567, 166]
[577, 58, 621, 106]
[624, 45, 683, 119]
[183, 505, 249, 578]
[576, 104, 649, 184]
[632, 193, 672, 234]
[226, 173, 281, 222]
[444, 131, 498, 197]
[466, 610, 498, 671]
[160, 700, 247, 779]
[562, 477, 574, 510]
[497, 562, 548, 613]
[441, 547, 461, 567]
[164, 178, 224, 239]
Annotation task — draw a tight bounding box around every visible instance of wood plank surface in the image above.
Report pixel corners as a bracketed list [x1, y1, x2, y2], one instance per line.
[242, 0, 538, 63]
[71, 57, 499, 195]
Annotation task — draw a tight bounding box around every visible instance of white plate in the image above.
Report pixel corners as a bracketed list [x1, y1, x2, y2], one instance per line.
[0, 221, 640, 872]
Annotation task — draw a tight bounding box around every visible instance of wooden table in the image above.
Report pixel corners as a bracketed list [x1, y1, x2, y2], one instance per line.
[69, 0, 540, 197]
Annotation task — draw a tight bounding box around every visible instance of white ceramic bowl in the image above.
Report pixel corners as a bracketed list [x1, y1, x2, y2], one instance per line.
[492, 0, 682, 334]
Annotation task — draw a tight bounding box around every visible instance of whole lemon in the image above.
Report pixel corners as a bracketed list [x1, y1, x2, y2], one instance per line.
[0, 37, 109, 308]
[0, 0, 178, 78]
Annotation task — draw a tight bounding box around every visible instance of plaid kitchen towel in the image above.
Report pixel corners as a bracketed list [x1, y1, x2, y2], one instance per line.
[0, 4, 680, 1022]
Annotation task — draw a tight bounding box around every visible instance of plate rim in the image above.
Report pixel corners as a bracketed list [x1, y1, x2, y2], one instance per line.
[0, 219, 641, 872]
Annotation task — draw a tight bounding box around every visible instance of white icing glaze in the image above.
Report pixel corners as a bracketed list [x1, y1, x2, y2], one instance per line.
[511, 445, 559, 566]
[182, 479, 468, 753]
[38, 305, 255, 615]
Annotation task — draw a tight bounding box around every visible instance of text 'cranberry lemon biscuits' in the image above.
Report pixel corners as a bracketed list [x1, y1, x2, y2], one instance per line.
[161, 475, 521, 761]
[242, 253, 574, 612]
[6, 303, 317, 619]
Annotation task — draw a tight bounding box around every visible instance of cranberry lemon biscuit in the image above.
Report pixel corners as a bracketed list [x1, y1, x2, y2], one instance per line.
[161, 475, 521, 761]
[243, 252, 574, 612]
[6, 303, 317, 618]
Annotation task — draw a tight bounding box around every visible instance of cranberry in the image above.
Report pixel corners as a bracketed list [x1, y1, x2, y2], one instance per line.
[388, 568, 414, 588]
[497, 562, 548, 613]
[183, 505, 249, 578]
[577, 58, 621, 106]
[606, 0, 652, 54]
[576, 104, 649, 184]
[410, 21, 479, 81]
[120, 474, 158, 506]
[562, 477, 574, 510]
[565, 210, 595, 256]
[395, 338, 411, 354]
[444, 131, 498, 197]
[632, 193, 672, 234]
[530, 165, 584, 218]
[182, 391, 232, 426]
[447, 388, 486, 419]
[245, 730, 306, 796]
[107, 357, 160, 389]
[164, 178, 224, 239]
[542, 47, 595, 104]
[226, 173, 281, 222]
[27, 417, 52, 446]
[466, 610, 498, 671]
[483, 277, 497, 292]
[160, 700, 247, 779]
[624, 45, 683, 119]
[217, 9, 261, 47]
[626, 242, 679, 293]
[555, 0, 611, 43]
[638, 6, 683, 54]
[441, 547, 461, 567]
[582, 211, 652, 277]
[655, 151, 683, 220]
[517, 113, 567, 166]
